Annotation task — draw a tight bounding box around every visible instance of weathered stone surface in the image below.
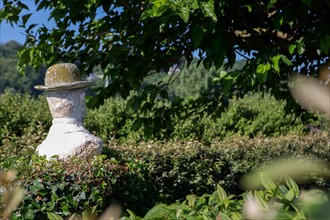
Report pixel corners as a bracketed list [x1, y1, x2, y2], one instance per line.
[45, 63, 81, 86]
[35, 63, 103, 160]
[46, 90, 86, 122]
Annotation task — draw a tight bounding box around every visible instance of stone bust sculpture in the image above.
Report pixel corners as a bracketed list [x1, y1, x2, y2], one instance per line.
[35, 63, 103, 160]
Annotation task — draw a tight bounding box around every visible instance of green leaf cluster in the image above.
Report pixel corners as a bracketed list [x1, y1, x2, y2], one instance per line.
[123, 185, 241, 220]
[141, 0, 217, 23]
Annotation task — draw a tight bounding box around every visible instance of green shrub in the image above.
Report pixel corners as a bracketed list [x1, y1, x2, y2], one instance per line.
[85, 92, 319, 143]
[0, 90, 324, 145]
[0, 90, 50, 162]
[84, 98, 143, 142]
[0, 90, 51, 141]
[206, 93, 307, 139]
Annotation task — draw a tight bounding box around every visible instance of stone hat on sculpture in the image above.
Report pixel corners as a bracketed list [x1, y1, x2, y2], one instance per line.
[34, 63, 93, 91]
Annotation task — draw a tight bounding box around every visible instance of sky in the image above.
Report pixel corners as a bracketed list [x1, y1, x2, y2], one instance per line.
[0, 0, 54, 44]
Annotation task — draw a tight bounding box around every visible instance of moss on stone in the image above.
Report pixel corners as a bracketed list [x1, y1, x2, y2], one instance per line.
[45, 63, 81, 86]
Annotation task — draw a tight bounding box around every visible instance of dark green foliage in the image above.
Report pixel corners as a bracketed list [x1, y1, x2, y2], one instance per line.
[0, 41, 21, 58]
[2, 0, 329, 109]
[123, 185, 242, 220]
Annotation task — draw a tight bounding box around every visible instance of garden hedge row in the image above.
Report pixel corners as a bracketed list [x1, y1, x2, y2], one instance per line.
[111, 134, 330, 200]
[1, 134, 329, 219]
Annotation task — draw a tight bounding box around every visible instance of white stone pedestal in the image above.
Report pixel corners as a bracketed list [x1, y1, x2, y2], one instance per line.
[37, 118, 103, 160]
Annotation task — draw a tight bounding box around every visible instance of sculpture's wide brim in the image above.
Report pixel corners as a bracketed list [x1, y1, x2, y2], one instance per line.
[34, 81, 93, 91]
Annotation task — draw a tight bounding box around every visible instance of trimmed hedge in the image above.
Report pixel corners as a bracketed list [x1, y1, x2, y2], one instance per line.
[1, 134, 329, 218]
[111, 134, 330, 203]
[84, 97, 141, 142]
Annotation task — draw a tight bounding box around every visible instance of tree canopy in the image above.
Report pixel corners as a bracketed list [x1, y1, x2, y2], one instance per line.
[1, 0, 329, 105]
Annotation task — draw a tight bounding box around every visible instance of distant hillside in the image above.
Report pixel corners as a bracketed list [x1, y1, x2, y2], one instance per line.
[0, 40, 45, 96]
[142, 58, 246, 100]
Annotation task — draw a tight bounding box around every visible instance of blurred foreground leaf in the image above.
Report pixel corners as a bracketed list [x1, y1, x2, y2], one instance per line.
[0, 171, 23, 219]
[241, 157, 330, 190]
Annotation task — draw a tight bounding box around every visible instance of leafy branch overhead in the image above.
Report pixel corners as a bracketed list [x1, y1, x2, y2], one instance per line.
[1, 0, 329, 105]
